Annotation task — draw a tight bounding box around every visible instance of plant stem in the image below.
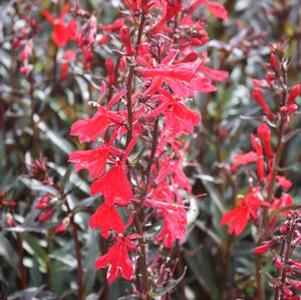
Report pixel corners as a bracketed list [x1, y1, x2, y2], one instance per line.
[65, 199, 84, 300]
[46, 230, 52, 290]
[16, 233, 27, 289]
[71, 216, 84, 300]
[125, 10, 150, 299]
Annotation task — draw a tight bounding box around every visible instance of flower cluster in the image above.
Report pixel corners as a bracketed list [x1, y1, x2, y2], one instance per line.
[221, 43, 299, 237]
[67, 0, 228, 294]
[254, 210, 301, 300]
[220, 42, 300, 299]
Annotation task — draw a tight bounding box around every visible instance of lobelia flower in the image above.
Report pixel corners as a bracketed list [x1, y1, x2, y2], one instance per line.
[203, 1, 228, 20]
[146, 182, 187, 247]
[186, 0, 228, 20]
[146, 91, 201, 136]
[253, 239, 276, 255]
[70, 91, 130, 143]
[70, 109, 113, 143]
[119, 26, 134, 56]
[280, 84, 300, 117]
[257, 123, 274, 159]
[68, 147, 110, 179]
[250, 134, 265, 179]
[138, 56, 217, 97]
[276, 175, 293, 190]
[91, 162, 133, 206]
[42, 5, 78, 47]
[220, 188, 270, 236]
[155, 201, 187, 248]
[231, 151, 258, 172]
[95, 234, 140, 284]
[156, 158, 191, 192]
[36, 194, 52, 210]
[102, 18, 124, 32]
[151, 0, 182, 34]
[252, 88, 274, 120]
[89, 203, 125, 239]
[105, 57, 115, 86]
[38, 208, 55, 222]
[54, 217, 70, 234]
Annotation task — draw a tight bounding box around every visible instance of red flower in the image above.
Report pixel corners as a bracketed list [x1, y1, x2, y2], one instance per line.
[187, 0, 228, 20]
[156, 203, 187, 248]
[204, 1, 228, 20]
[271, 194, 293, 212]
[257, 123, 274, 159]
[287, 84, 300, 106]
[251, 134, 265, 179]
[105, 57, 115, 86]
[220, 188, 269, 236]
[151, 0, 182, 34]
[91, 162, 133, 206]
[89, 204, 125, 239]
[252, 88, 274, 120]
[38, 209, 55, 222]
[253, 239, 276, 255]
[138, 60, 216, 97]
[148, 92, 200, 135]
[276, 176, 292, 190]
[68, 147, 109, 179]
[231, 151, 258, 171]
[70, 109, 112, 143]
[119, 26, 134, 56]
[42, 5, 77, 47]
[95, 234, 140, 284]
[102, 18, 124, 32]
[54, 218, 69, 234]
[36, 194, 52, 210]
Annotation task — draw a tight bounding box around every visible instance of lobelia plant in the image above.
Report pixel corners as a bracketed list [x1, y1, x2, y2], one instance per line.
[221, 43, 301, 299]
[66, 0, 228, 298]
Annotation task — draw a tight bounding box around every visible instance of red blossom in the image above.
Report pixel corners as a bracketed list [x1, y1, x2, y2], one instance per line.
[155, 203, 187, 248]
[36, 194, 52, 210]
[70, 109, 112, 143]
[95, 234, 140, 284]
[257, 123, 274, 159]
[42, 5, 78, 47]
[102, 18, 124, 32]
[252, 88, 274, 120]
[253, 239, 276, 255]
[91, 162, 133, 206]
[68, 147, 109, 179]
[287, 84, 300, 106]
[119, 26, 134, 56]
[151, 0, 182, 34]
[276, 176, 293, 190]
[204, 1, 228, 20]
[251, 134, 265, 179]
[231, 151, 258, 171]
[55, 218, 69, 234]
[220, 188, 269, 236]
[89, 204, 125, 239]
[38, 209, 55, 222]
[105, 58, 115, 86]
